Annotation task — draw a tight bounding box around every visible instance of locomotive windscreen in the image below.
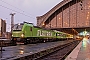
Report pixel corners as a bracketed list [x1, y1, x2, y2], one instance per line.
[13, 23, 24, 30]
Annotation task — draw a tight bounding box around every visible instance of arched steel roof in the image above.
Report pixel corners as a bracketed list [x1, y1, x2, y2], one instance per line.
[37, 0, 72, 26]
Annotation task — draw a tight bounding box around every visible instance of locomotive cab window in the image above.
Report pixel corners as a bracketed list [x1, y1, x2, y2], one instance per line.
[13, 23, 24, 30]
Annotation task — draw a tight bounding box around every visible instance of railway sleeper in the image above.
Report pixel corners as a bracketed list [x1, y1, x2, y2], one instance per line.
[37, 40, 81, 60]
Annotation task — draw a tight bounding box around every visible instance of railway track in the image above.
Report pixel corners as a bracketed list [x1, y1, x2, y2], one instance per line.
[0, 40, 80, 60]
[36, 40, 80, 60]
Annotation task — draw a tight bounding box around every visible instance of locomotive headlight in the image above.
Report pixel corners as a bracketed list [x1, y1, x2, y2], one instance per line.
[12, 35, 13, 37]
[21, 33, 24, 37]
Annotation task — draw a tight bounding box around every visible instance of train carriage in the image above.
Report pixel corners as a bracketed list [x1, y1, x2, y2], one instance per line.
[54, 30, 68, 40]
[11, 22, 73, 45]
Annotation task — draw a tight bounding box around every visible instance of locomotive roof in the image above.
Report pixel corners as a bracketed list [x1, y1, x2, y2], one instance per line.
[34, 26, 52, 31]
[34, 26, 41, 28]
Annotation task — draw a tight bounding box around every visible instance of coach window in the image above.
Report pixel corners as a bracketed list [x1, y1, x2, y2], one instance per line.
[60, 34, 63, 37]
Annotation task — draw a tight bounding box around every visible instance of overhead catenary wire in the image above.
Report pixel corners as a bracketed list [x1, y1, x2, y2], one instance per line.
[0, 0, 35, 17]
[0, 5, 35, 19]
[0, 0, 25, 12]
[0, 1, 36, 32]
[0, 1, 35, 19]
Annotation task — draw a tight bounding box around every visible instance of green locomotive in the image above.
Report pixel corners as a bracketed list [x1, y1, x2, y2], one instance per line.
[11, 22, 73, 45]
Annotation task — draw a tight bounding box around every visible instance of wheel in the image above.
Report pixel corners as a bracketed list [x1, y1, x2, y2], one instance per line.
[10, 38, 17, 46]
[24, 38, 27, 45]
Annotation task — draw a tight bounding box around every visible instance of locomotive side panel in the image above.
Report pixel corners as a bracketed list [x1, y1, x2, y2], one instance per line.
[11, 22, 74, 45]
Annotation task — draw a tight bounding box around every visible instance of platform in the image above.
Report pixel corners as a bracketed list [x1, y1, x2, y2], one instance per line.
[65, 38, 90, 60]
[0, 40, 73, 60]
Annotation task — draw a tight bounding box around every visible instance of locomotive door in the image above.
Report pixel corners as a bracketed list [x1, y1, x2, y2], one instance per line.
[30, 27, 33, 36]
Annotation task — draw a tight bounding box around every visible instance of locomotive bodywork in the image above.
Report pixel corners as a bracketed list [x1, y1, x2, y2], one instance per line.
[12, 22, 73, 44]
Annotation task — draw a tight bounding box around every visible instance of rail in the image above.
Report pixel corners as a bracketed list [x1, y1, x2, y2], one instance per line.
[38, 40, 81, 60]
